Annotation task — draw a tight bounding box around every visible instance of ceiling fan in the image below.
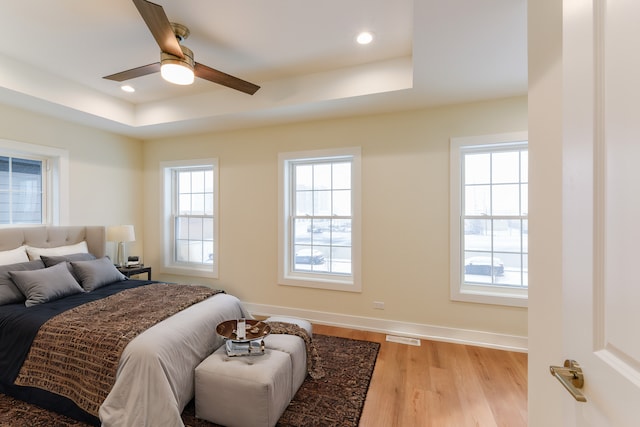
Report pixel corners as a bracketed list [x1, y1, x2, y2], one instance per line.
[103, 0, 260, 95]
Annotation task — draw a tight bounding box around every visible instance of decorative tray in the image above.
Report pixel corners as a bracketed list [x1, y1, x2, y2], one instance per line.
[216, 319, 271, 343]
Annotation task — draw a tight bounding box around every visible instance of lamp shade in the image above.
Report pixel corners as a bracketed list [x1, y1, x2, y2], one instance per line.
[107, 225, 136, 243]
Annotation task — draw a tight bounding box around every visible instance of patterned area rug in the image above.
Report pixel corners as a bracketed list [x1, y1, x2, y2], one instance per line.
[0, 334, 379, 427]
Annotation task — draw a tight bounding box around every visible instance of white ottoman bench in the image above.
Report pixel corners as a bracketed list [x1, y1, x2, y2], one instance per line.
[195, 346, 292, 427]
[263, 316, 313, 395]
[195, 316, 313, 427]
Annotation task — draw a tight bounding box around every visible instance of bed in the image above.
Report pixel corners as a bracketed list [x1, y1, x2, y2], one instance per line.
[0, 225, 249, 427]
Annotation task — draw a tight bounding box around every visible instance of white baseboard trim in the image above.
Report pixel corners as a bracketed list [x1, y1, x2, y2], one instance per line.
[244, 302, 528, 353]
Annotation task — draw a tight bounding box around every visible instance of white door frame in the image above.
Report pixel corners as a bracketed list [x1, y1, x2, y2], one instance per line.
[529, 0, 640, 425]
[528, 0, 565, 424]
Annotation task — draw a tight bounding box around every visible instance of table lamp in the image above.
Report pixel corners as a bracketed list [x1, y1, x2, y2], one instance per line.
[107, 225, 135, 267]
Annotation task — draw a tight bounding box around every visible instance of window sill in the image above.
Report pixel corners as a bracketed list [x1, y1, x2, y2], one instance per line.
[279, 274, 361, 293]
[161, 265, 217, 279]
[451, 286, 528, 307]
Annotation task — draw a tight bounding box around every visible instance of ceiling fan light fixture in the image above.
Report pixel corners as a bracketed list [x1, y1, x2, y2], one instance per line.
[161, 63, 194, 85]
[161, 45, 195, 85]
[103, 3, 260, 94]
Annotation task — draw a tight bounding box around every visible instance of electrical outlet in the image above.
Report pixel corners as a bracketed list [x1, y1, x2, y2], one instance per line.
[373, 301, 385, 310]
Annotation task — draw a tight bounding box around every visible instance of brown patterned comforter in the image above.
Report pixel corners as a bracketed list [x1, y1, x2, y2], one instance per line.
[14, 283, 222, 417]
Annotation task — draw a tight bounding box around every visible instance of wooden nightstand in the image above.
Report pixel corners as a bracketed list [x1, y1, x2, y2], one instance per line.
[117, 265, 152, 280]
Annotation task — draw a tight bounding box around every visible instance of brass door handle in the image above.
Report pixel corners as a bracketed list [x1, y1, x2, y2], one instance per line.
[550, 359, 587, 402]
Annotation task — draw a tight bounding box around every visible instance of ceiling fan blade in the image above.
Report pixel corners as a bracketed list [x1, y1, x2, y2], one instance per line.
[132, 0, 183, 58]
[194, 63, 260, 95]
[103, 63, 161, 82]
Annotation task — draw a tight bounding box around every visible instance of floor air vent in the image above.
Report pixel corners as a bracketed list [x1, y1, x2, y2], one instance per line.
[385, 335, 421, 346]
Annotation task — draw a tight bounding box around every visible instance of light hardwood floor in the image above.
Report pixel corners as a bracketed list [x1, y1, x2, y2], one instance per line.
[313, 324, 528, 427]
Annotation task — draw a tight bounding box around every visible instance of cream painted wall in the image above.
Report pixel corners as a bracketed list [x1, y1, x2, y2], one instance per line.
[143, 96, 529, 338]
[0, 96, 529, 340]
[0, 103, 144, 259]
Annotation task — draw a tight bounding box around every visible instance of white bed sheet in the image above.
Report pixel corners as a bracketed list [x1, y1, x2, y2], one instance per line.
[99, 292, 250, 427]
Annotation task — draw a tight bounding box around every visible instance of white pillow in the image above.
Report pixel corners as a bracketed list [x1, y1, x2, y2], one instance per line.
[0, 246, 29, 265]
[26, 241, 89, 260]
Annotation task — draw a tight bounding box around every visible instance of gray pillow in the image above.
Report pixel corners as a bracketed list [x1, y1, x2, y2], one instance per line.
[41, 252, 97, 267]
[9, 261, 84, 307]
[0, 259, 45, 305]
[71, 257, 127, 292]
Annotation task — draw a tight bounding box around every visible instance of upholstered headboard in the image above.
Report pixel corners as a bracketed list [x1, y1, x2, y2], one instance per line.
[0, 226, 106, 258]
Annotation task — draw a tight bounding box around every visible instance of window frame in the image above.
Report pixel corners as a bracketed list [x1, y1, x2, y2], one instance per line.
[160, 158, 218, 278]
[0, 139, 68, 226]
[278, 147, 361, 292]
[450, 132, 528, 307]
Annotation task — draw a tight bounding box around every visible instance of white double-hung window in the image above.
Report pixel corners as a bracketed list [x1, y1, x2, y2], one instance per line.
[0, 156, 44, 224]
[0, 139, 68, 226]
[278, 147, 361, 292]
[161, 159, 218, 278]
[450, 132, 528, 307]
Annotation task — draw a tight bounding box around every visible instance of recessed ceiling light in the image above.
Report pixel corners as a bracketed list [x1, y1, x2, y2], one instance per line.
[356, 31, 374, 45]
[121, 85, 135, 93]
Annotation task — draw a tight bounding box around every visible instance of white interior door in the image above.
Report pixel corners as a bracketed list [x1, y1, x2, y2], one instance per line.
[562, 0, 640, 425]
